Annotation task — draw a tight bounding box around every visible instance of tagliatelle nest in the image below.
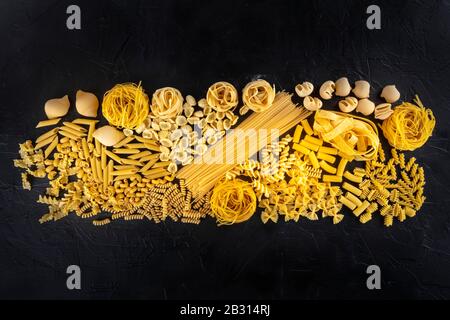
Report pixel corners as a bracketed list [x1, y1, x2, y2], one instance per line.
[102, 82, 149, 130]
[151, 87, 184, 120]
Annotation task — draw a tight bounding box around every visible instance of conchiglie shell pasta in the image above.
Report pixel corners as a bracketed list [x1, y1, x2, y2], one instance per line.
[93, 125, 126, 147]
[45, 95, 70, 119]
[76, 90, 99, 117]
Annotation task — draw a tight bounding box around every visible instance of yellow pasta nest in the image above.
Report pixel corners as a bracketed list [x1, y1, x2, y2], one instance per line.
[102, 82, 149, 130]
[313, 110, 380, 161]
[151, 87, 184, 119]
[210, 178, 257, 225]
[381, 95, 435, 151]
[206, 81, 238, 112]
[242, 79, 275, 112]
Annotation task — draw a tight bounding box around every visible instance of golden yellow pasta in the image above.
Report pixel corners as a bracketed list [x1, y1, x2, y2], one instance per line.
[242, 79, 275, 112]
[210, 179, 257, 225]
[102, 82, 149, 129]
[313, 110, 380, 161]
[151, 87, 183, 119]
[206, 81, 238, 112]
[381, 95, 435, 151]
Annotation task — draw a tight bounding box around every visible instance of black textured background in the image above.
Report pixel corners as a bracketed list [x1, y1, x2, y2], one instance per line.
[1, 0, 450, 300]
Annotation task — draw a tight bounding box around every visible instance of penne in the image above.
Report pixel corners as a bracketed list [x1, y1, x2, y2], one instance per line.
[36, 128, 58, 144]
[72, 118, 99, 126]
[36, 118, 61, 128]
[113, 136, 134, 148]
[63, 122, 87, 132]
[44, 136, 59, 158]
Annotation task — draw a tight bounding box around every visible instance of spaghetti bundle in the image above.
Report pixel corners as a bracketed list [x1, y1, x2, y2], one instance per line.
[313, 110, 380, 161]
[381, 95, 435, 151]
[151, 87, 184, 119]
[102, 82, 149, 129]
[242, 79, 275, 112]
[210, 179, 257, 225]
[176, 92, 311, 198]
[206, 81, 238, 112]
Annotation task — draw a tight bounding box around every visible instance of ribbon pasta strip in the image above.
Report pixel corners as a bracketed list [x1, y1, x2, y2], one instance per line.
[313, 110, 380, 161]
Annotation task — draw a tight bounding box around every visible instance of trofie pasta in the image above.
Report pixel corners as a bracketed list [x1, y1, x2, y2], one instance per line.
[381, 95, 435, 151]
[242, 79, 275, 112]
[102, 82, 150, 129]
[14, 77, 434, 228]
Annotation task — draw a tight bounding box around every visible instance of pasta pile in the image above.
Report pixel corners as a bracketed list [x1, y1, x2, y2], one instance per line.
[225, 135, 344, 224]
[176, 92, 311, 198]
[210, 179, 257, 225]
[313, 110, 380, 161]
[102, 83, 149, 130]
[14, 118, 176, 224]
[338, 147, 425, 226]
[13, 77, 436, 228]
[381, 95, 436, 151]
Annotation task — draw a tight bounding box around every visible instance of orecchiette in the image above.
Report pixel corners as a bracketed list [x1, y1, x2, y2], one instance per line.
[198, 98, 208, 108]
[186, 95, 196, 106]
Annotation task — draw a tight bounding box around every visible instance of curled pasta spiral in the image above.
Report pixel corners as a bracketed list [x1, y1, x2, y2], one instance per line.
[151, 87, 183, 119]
[206, 81, 238, 112]
[242, 79, 275, 113]
[381, 95, 435, 151]
[102, 82, 150, 129]
[210, 179, 257, 225]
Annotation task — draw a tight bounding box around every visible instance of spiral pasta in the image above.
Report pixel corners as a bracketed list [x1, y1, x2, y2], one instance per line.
[381, 96, 435, 151]
[151, 87, 184, 120]
[102, 82, 149, 129]
[210, 179, 257, 225]
[242, 79, 275, 112]
[206, 81, 238, 112]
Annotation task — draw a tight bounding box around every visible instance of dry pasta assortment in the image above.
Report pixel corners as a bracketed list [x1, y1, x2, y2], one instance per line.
[14, 77, 435, 227]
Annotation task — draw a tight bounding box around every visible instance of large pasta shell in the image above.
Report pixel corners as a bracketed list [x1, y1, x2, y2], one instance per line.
[92, 125, 125, 146]
[45, 95, 70, 119]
